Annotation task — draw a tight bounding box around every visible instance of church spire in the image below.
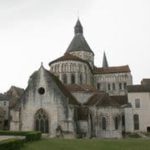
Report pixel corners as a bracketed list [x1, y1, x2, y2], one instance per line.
[74, 19, 83, 35]
[102, 52, 109, 68]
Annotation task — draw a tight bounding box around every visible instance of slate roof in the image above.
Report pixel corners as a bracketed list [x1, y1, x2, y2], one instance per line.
[84, 93, 120, 107]
[66, 34, 94, 54]
[26, 65, 79, 105]
[94, 65, 130, 74]
[65, 19, 94, 54]
[127, 85, 150, 92]
[65, 84, 98, 93]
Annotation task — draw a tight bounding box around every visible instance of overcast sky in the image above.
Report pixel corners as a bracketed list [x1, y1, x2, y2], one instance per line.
[0, 0, 150, 92]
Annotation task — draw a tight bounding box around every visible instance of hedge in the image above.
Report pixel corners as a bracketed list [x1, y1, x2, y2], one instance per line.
[0, 139, 24, 150]
[125, 132, 141, 138]
[0, 130, 41, 141]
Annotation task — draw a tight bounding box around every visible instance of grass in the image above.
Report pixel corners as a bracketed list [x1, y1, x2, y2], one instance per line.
[21, 138, 150, 150]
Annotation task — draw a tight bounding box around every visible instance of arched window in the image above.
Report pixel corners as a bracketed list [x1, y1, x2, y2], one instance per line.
[62, 74, 67, 84]
[35, 109, 49, 133]
[124, 82, 127, 89]
[108, 83, 111, 90]
[80, 73, 83, 84]
[62, 64, 65, 72]
[112, 83, 116, 90]
[56, 65, 59, 72]
[71, 74, 75, 84]
[115, 117, 119, 130]
[97, 83, 101, 90]
[71, 63, 73, 72]
[102, 117, 107, 130]
[79, 65, 82, 72]
[122, 115, 125, 127]
[119, 83, 122, 90]
[135, 99, 140, 108]
[66, 64, 68, 72]
[133, 114, 139, 130]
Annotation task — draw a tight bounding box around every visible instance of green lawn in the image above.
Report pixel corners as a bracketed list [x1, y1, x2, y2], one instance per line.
[21, 138, 150, 150]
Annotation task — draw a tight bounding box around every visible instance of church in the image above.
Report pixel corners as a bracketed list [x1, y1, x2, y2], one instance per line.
[9, 19, 150, 138]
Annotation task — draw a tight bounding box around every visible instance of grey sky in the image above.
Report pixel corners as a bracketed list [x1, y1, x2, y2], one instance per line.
[0, 0, 150, 92]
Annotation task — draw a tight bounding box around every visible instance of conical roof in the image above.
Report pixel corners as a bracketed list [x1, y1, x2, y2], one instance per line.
[102, 52, 109, 68]
[66, 19, 94, 54]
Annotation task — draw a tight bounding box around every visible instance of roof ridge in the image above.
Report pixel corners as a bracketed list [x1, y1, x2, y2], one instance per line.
[94, 93, 106, 106]
[94, 65, 130, 74]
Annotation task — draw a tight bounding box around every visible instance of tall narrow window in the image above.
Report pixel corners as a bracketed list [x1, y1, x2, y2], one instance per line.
[35, 109, 49, 133]
[108, 83, 111, 91]
[124, 82, 127, 89]
[97, 83, 101, 90]
[79, 73, 82, 84]
[115, 117, 119, 130]
[135, 99, 140, 108]
[122, 115, 125, 127]
[134, 114, 139, 130]
[102, 117, 107, 130]
[112, 83, 116, 90]
[119, 83, 122, 90]
[71, 74, 75, 84]
[62, 74, 67, 84]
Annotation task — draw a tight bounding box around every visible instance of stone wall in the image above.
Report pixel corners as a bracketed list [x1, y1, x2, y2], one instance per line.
[126, 92, 150, 133]
[72, 92, 93, 104]
[10, 66, 77, 138]
[50, 60, 93, 86]
[90, 106, 123, 138]
[69, 51, 94, 68]
[94, 72, 132, 95]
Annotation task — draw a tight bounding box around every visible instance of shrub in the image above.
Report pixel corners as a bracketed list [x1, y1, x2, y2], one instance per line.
[125, 132, 141, 138]
[25, 131, 41, 141]
[0, 139, 24, 150]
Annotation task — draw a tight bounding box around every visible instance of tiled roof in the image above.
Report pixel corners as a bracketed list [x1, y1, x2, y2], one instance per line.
[110, 95, 128, 106]
[65, 84, 98, 93]
[84, 93, 120, 107]
[127, 85, 150, 92]
[94, 65, 130, 74]
[49, 53, 89, 66]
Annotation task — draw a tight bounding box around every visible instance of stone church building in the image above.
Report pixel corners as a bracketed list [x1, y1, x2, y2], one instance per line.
[9, 19, 149, 138]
